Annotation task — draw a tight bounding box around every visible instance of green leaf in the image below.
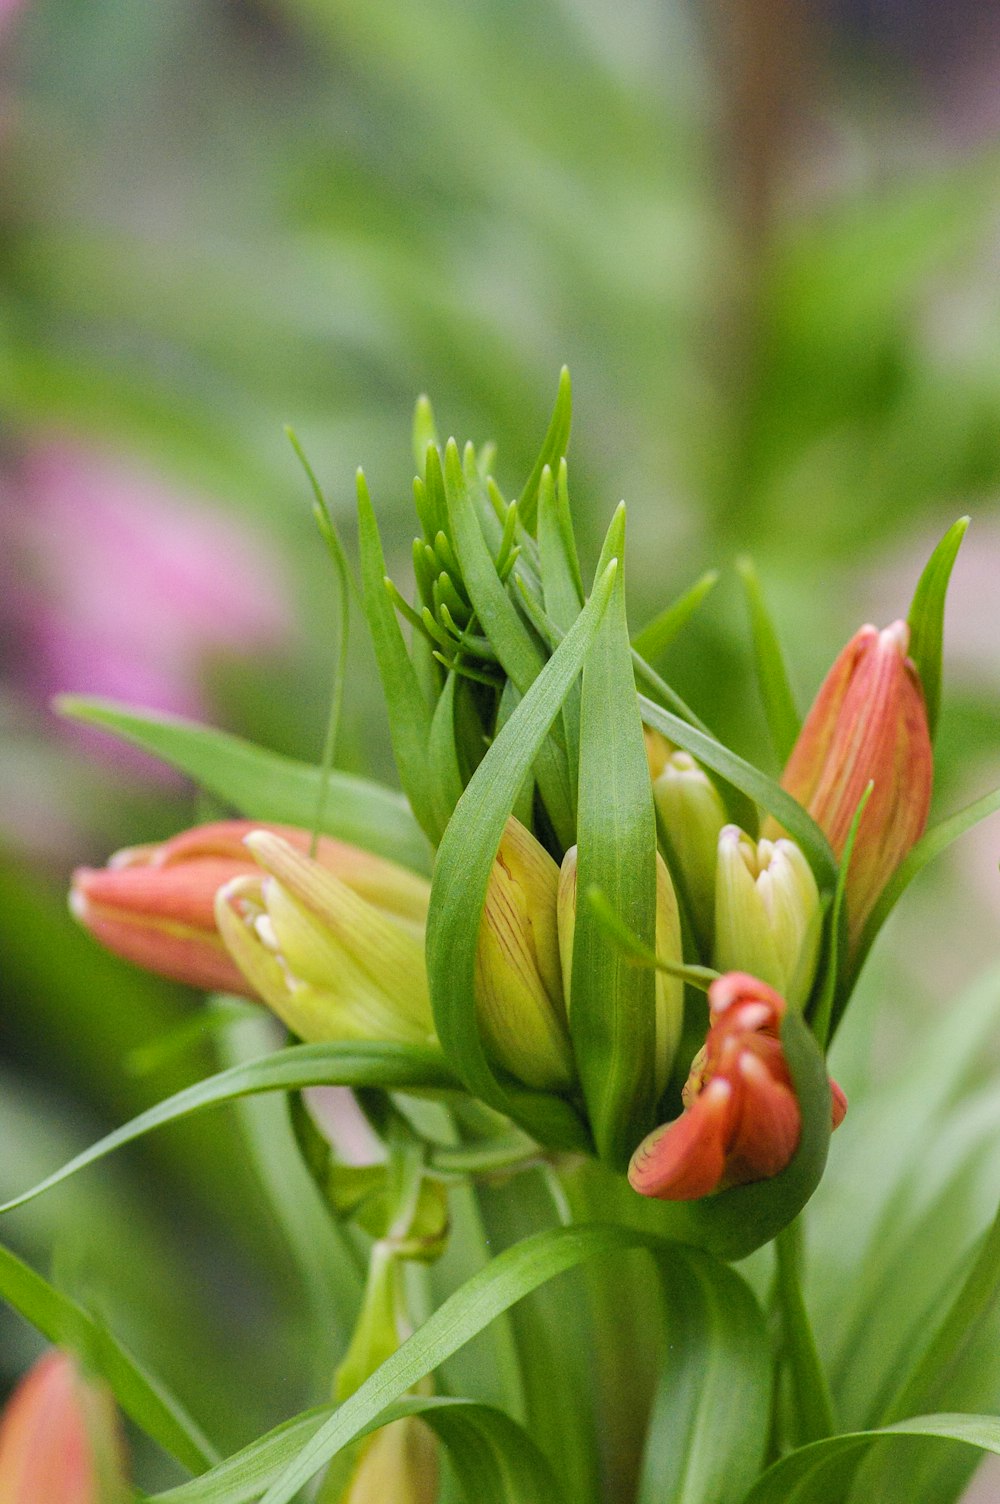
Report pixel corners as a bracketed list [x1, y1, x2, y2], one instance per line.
[443, 438, 575, 846]
[0, 1241, 218, 1475]
[148, 1395, 566, 1504]
[356, 471, 446, 843]
[638, 695, 838, 892]
[809, 784, 871, 1048]
[0, 1043, 456, 1216]
[412, 393, 439, 470]
[637, 1249, 771, 1504]
[737, 558, 801, 766]
[245, 1224, 751, 1504]
[538, 462, 584, 794]
[517, 366, 573, 534]
[740, 1414, 1000, 1504]
[426, 670, 465, 824]
[55, 698, 431, 874]
[572, 503, 660, 1169]
[880, 1197, 1000, 1426]
[852, 782, 1000, 981]
[631, 570, 719, 664]
[907, 516, 969, 740]
[426, 557, 618, 1150]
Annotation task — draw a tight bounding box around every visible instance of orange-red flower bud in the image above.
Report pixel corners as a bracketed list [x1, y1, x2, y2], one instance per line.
[70, 820, 429, 997]
[627, 973, 847, 1202]
[0, 1349, 129, 1504]
[766, 621, 933, 947]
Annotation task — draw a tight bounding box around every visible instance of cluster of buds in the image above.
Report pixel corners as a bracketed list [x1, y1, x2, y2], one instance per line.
[0, 1349, 130, 1503]
[70, 614, 932, 1205]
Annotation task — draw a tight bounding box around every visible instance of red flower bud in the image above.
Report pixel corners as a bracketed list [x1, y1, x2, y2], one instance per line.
[628, 973, 847, 1201]
[0, 1349, 129, 1503]
[767, 621, 933, 947]
[70, 820, 429, 996]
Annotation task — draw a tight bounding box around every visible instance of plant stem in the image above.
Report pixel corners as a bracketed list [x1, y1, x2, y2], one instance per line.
[774, 1220, 836, 1446]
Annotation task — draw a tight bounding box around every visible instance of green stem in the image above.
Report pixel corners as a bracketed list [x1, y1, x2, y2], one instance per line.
[773, 1221, 836, 1446]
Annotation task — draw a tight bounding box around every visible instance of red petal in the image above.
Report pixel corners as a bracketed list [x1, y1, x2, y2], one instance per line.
[628, 1080, 733, 1200]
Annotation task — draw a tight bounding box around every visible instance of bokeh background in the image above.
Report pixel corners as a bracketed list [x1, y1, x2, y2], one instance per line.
[1, 0, 999, 1490]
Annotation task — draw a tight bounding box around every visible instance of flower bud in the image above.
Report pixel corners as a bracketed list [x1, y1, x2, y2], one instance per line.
[475, 818, 573, 1091]
[70, 820, 430, 995]
[0, 1349, 129, 1504]
[764, 620, 933, 947]
[340, 1418, 438, 1504]
[643, 726, 673, 781]
[652, 751, 727, 952]
[558, 844, 684, 1099]
[215, 832, 435, 1047]
[713, 825, 821, 1007]
[628, 972, 847, 1201]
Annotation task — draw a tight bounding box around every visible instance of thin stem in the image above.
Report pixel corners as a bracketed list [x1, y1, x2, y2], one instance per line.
[773, 1221, 836, 1446]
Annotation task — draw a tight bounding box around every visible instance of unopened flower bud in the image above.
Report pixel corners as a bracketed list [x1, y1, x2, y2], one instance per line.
[652, 751, 727, 952]
[714, 826, 820, 1007]
[70, 820, 430, 995]
[628, 973, 847, 1201]
[215, 832, 435, 1047]
[764, 620, 933, 947]
[558, 844, 684, 1098]
[644, 726, 673, 781]
[476, 818, 573, 1091]
[340, 1418, 438, 1504]
[0, 1349, 130, 1504]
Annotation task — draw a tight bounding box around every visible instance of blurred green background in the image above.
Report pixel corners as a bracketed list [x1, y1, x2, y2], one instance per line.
[1, 0, 999, 1489]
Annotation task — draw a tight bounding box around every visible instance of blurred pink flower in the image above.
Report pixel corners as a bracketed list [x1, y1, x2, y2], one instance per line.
[1, 440, 293, 771]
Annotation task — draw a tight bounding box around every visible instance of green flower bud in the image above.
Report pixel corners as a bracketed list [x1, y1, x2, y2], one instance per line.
[475, 817, 574, 1091]
[215, 832, 436, 1047]
[558, 844, 684, 1098]
[652, 751, 727, 953]
[713, 825, 821, 1007]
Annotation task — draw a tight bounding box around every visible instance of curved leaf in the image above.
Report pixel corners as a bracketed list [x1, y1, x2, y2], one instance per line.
[517, 365, 573, 534]
[149, 1395, 565, 1504]
[0, 1241, 218, 1474]
[0, 1043, 457, 1216]
[55, 698, 431, 874]
[907, 516, 969, 741]
[426, 555, 618, 1151]
[631, 569, 719, 665]
[737, 557, 801, 766]
[741, 1413, 1000, 1504]
[244, 1224, 756, 1504]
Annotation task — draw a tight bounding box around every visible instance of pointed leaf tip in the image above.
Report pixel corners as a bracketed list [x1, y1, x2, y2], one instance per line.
[907, 515, 969, 741]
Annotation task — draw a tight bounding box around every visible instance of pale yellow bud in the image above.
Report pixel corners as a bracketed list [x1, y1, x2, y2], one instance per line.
[713, 825, 821, 1007]
[215, 832, 436, 1047]
[340, 1418, 438, 1504]
[475, 818, 573, 1091]
[652, 751, 727, 953]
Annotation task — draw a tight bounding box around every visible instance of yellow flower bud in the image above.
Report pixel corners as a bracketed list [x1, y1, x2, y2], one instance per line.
[340, 1418, 438, 1504]
[652, 751, 727, 953]
[475, 818, 573, 1091]
[713, 825, 820, 1007]
[558, 844, 684, 1098]
[215, 832, 436, 1047]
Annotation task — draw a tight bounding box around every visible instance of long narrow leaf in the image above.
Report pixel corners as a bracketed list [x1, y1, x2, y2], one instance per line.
[737, 558, 801, 765]
[631, 570, 719, 664]
[740, 1414, 1000, 1504]
[517, 366, 573, 533]
[251, 1224, 748, 1504]
[638, 1249, 770, 1504]
[150, 1395, 566, 1504]
[356, 472, 445, 843]
[572, 504, 659, 1168]
[0, 1242, 218, 1474]
[907, 516, 969, 740]
[443, 438, 575, 844]
[0, 1043, 457, 1216]
[55, 698, 431, 874]
[426, 558, 618, 1149]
